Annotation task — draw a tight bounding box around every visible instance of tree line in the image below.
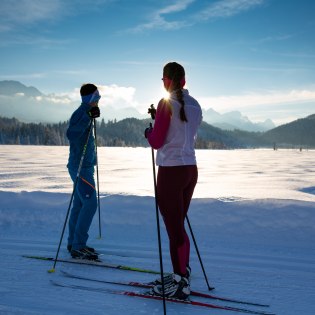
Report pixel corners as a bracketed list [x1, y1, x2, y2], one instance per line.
[0, 116, 234, 148]
[0, 117, 68, 145]
[1, 115, 314, 149]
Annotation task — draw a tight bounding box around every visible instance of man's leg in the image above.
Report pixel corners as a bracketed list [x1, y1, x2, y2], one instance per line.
[71, 167, 97, 250]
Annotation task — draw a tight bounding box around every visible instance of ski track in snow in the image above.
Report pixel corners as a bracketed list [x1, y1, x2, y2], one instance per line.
[0, 146, 315, 314]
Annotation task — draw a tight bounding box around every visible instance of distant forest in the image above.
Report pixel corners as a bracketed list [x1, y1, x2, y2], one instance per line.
[0, 116, 148, 147]
[1, 115, 315, 149]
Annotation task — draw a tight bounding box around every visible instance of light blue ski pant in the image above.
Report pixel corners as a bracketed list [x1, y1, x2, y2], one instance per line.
[67, 166, 97, 250]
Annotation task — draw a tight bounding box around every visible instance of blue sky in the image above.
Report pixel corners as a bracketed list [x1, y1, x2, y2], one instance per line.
[0, 0, 314, 125]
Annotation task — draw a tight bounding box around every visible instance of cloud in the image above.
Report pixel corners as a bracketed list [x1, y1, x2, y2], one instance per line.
[0, 34, 74, 48]
[0, 0, 61, 28]
[158, 0, 196, 15]
[0, 93, 75, 123]
[55, 84, 139, 109]
[125, 0, 195, 33]
[0, 73, 46, 80]
[197, 0, 265, 21]
[125, 0, 265, 33]
[0, 82, 142, 123]
[198, 88, 315, 125]
[199, 88, 315, 113]
[2, 82, 314, 125]
[0, 0, 113, 33]
[35, 94, 73, 104]
[99, 85, 136, 104]
[255, 34, 293, 44]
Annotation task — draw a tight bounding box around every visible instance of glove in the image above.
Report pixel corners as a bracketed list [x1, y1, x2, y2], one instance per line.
[148, 104, 156, 120]
[144, 126, 153, 138]
[87, 106, 100, 118]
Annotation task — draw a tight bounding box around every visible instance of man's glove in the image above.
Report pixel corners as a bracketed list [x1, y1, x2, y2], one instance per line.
[87, 106, 100, 118]
[148, 104, 156, 120]
[144, 126, 153, 138]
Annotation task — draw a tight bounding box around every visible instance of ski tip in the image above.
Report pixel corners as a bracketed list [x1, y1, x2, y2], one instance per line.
[47, 268, 56, 273]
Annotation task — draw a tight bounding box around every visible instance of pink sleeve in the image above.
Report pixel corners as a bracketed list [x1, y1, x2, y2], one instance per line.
[147, 99, 172, 149]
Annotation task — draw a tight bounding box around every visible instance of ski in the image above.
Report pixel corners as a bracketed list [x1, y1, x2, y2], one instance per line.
[51, 280, 275, 315]
[61, 270, 269, 308]
[22, 255, 160, 274]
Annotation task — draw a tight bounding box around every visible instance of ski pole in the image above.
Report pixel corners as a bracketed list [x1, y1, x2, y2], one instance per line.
[150, 124, 167, 315]
[185, 215, 215, 291]
[48, 120, 94, 273]
[93, 118, 102, 239]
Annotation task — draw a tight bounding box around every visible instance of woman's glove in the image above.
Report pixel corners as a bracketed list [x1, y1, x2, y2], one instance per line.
[148, 104, 156, 120]
[144, 126, 153, 138]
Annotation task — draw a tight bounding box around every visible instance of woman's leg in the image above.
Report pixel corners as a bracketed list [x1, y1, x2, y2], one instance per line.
[182, 166, 198, 267]
[157, 165, 197, 276]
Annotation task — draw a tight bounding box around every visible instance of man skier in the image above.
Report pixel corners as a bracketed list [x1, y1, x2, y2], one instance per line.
[66, 83, 101, 260]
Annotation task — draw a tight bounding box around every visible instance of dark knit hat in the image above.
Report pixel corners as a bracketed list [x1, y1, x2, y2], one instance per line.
[80, 83, 97, 96]
[80, 83, 100, 104]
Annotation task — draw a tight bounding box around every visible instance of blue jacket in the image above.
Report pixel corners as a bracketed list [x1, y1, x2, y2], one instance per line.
[66, 103, 96, 171]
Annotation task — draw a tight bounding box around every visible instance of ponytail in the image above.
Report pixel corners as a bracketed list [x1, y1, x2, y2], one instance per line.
[163, 62, 188, 122]
[176, 89, 188, 122]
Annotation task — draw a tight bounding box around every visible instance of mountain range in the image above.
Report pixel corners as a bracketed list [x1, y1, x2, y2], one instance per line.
[0, 80, 43, 97]
[202, 108, 275, 132]
[0, 80, 275, 132]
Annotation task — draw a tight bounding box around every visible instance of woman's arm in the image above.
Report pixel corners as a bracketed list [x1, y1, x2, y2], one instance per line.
[147, 99, 172, 149]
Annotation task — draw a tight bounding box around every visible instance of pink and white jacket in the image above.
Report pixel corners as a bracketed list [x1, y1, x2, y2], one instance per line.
[147, 89, 202, 166]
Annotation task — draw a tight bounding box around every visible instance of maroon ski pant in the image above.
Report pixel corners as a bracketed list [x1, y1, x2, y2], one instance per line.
[157, 165, 198, 276]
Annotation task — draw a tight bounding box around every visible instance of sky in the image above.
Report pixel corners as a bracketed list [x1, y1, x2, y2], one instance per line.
[0, 0, 314, 125]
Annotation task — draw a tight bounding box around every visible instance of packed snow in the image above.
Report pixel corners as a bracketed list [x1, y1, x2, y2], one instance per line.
[0, 145, 315, 315]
